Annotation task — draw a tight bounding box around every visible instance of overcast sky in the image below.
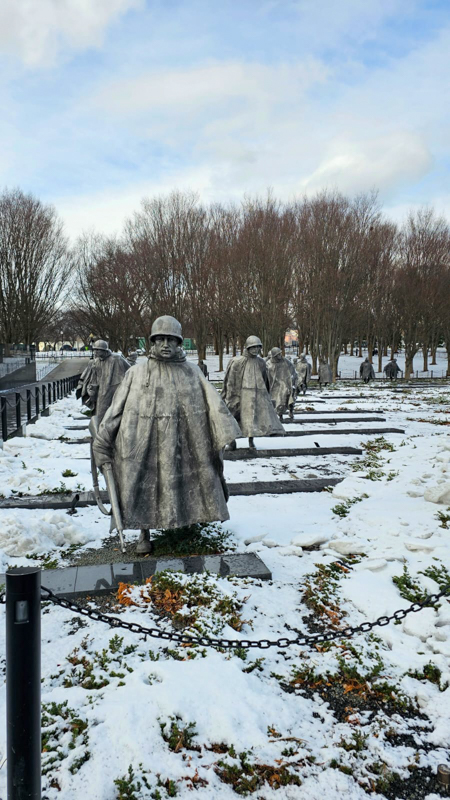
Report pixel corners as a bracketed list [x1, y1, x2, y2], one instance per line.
[1, 0, 449, 239]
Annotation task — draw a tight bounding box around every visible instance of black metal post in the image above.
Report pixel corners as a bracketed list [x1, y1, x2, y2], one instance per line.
[48, 383, 52, 405]
[15, 393, 21, 432]
[42, 385, 46, 412]
[6, 567, 41, 800]
[35, 388, 40, 418]
[1, 396, 7, 441]
[26, 390, 32, 422]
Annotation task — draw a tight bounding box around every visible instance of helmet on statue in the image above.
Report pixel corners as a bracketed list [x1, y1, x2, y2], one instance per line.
[150, 316, 183, 343]
[270, 347, 282, 358]
[244, 335, 262, 350]
[92, 340, 109, 351]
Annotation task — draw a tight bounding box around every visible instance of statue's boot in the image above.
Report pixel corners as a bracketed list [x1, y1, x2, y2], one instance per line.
[248, 437, 256, 450]
[227, 439, 237, 451]
[136, 529, 153, 555]
[289, 404, 294, 420]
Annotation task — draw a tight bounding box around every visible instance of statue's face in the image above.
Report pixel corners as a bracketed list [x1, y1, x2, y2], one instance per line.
[93, 348, 108, 361]
[153, 335, 180, 359]
[247, 345, 261, 357]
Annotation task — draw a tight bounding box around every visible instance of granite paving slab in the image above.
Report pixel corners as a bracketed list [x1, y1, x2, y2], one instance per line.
[228, 478, 341, 494]
[64, 425, 90, 430]
[293, 408, 384, 414]
[284, 427, 404, 437]
[64, 426, 404, 445]
[0, 477, 343, 510]
[224, 446, 362, 460]
[1, 553, 272, 598]
[68, 445, 364, 462]
[283, 416, 386, 424]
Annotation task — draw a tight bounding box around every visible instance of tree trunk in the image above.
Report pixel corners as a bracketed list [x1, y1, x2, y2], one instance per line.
[350, 340, 354, 356]
[430, 346, 437, 365]
[225, 335, 229, 355]
[383, 343, 388, 356]
[404, 344, 417, 379]
[367, 335, 375, 364]
[217, 328, 224, 372]
[214, 334, 219, 356]
[390, 341, 395, 360]
[378, 344, 383, 374]
[232, 337, 237, 357]
[311, 340, 318, 376]
[422, 345, 428, 372]
[358, 338, 363, 358]
[332, 351, 340, 382]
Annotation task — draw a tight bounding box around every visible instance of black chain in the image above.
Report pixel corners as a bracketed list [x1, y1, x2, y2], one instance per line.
[2, 581, 441, 650]
[1, 582, 449, 651]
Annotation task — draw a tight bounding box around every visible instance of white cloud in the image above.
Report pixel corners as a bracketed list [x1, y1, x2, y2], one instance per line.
[300, 132, 432, 195]
[0, 0, 143, 66]
[95, 58, 328, 117]
[57, 166, 220, 241]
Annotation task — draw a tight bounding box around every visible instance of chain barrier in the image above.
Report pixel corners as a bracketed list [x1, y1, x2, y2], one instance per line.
[2, 582, 448, 651]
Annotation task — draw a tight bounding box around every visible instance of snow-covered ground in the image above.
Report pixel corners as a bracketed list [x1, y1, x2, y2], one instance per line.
[0, 374, 449, 799]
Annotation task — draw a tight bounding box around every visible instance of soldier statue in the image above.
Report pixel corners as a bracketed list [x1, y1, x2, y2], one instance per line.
[222, 335, 284, 450]
[384, 359, 401, 381]
[360, 357, 375, 383]
[288, 357, 298, 403]
[267, 347, 295, 420]
[318, 358, 333, 389]
[127, 351, 138, 366]
[87, 340, 130, 424]
[93, 316, 240, 554]
[296, 355, 312, 395]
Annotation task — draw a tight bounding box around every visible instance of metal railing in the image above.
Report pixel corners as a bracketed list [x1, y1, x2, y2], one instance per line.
[0, 358, 28, 378]
[35, 351, 90, 359]
[0, 374, 81, 442]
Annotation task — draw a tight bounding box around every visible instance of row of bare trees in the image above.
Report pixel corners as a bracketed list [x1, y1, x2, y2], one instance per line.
[0, 188, 71, 355]
[1, 187, 449, 377]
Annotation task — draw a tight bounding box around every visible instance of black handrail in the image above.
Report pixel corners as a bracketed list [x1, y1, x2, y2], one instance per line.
[0, 374, 81, 441]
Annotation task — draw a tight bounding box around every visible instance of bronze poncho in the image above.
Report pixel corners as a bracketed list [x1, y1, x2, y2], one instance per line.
[267, 355, 295, 416]
[93, 350, 241, 530]
[93, 353, 130, 424]
[222, 353, 284, 437]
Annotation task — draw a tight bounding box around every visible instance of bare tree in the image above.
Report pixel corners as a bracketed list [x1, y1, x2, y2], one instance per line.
[0, 187, 70, 353]
[396, 209, 450, 378]
[73, 233, 148, 353]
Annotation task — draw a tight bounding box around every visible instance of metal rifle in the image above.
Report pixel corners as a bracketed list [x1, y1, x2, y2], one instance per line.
[89, 416, 126, 554]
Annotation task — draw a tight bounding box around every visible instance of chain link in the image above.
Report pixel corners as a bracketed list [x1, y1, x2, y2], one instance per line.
[13, 581, 444, 650]
[1, 582, 449, 650]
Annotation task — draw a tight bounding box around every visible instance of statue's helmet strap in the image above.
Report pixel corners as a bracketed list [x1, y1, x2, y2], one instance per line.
[245, 335, 262, 350]
[150, 316, 183, 342]
[270, 347, 282, 357]
[93, 339, 109, 351]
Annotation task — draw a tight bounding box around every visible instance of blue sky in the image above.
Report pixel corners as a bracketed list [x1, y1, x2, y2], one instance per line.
[0, 0, 449, 239]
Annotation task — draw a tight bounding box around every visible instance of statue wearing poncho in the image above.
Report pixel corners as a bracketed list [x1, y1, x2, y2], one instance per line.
[93, 317, 241, 536]
[267, 347, 295, 420]
[82, 340, 130, 424]
[222, 336, 284, 449]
